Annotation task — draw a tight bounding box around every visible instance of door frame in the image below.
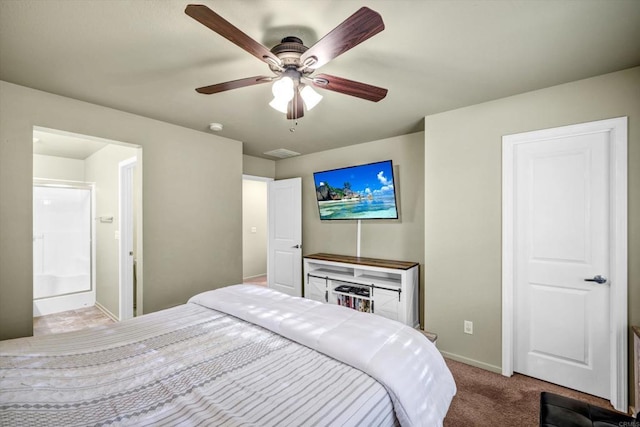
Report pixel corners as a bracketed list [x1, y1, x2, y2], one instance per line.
[501, 117, 628, 411]
[118, 157, 136, 320]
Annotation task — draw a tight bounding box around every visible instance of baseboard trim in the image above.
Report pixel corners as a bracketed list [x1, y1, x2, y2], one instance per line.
[95, 302, 119, 322]
[441, 351, 502, 374]
[243, 274, 267, 281]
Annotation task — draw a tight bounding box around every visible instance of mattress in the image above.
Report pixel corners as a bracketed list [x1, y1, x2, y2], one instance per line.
[1, 285, 455, 426]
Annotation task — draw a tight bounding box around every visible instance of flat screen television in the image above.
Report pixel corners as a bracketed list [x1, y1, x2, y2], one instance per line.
[313, 160, 399, 220]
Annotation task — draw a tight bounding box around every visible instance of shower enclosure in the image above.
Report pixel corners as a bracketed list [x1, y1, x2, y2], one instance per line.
[33, 184, 94, 315]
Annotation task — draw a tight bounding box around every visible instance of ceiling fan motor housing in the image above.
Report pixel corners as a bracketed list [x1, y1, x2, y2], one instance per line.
[269, 37, 312, 73]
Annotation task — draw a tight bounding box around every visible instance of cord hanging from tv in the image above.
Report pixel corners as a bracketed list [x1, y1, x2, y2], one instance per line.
[313, 160, 399, 220]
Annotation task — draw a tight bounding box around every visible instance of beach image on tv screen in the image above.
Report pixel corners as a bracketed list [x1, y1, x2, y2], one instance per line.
[313, 160, 398, 220]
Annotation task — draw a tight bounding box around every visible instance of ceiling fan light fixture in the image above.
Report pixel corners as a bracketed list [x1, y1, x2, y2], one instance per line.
[271, 76, 294, 101]
[269, 97, 290, 114]
[300, 85, 322, 110]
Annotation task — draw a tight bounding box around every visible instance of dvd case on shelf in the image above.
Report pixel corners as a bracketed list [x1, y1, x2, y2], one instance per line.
[336, 294, 371, 312]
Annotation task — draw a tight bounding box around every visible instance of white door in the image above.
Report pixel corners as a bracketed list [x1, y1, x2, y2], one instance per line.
[503, 117, 628, 410]
[119, 157, 136, 320]
[513, 129, 611, 398]
[268, 177, 302, 296]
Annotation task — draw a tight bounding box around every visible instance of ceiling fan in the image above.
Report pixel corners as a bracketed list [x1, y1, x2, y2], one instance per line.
[185, 4, 388, 120]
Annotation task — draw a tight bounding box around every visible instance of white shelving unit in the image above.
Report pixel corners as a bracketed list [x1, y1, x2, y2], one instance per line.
[303, 253, 419, 328]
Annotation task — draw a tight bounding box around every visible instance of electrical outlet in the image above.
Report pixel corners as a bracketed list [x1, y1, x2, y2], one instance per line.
[464, 320, 473, 335]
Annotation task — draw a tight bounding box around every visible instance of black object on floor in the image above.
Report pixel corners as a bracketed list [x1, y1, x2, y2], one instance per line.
[539, 391, 637, 426]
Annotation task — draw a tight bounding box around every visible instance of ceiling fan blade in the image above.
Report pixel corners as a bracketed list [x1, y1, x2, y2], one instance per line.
[287, 90, 304, 120]
[185, 4, 280, 66]
[195, 76, 272, 94]
[311, 74, 387, 102]
[300, 7, 384, 70]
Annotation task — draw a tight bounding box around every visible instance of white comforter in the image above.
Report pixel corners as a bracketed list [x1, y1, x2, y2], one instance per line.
[189, 285, 456, 427]
[1, 299, 398, 426]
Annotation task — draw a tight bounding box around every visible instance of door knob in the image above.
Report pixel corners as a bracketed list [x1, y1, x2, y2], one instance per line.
[292, 244, 302, 249]
[584, 275, 607, 284]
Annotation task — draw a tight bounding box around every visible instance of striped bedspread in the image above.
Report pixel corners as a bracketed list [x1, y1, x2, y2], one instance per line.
[190, 285, 456, 426]
[0, 303, 398, 426]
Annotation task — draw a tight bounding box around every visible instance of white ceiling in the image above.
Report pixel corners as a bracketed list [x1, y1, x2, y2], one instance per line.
[2, 0, 639, 159]
[33, 129, 108, 160]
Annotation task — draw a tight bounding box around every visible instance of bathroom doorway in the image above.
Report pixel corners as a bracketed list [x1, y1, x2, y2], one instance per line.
[33, 126, 142, 326]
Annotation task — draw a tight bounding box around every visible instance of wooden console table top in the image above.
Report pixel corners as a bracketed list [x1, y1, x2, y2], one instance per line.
[633, 325, 640, 339]
[305, 253, 419, 270]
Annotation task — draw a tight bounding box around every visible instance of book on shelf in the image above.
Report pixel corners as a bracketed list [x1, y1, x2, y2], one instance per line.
[336, 294, 371, 312]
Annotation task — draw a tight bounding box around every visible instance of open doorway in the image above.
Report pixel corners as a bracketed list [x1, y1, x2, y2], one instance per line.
[242, 175, 272, 286]
[32, 127, 142, 334]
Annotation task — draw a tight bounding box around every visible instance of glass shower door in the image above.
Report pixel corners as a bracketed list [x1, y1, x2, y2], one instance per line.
[33, 185, 92, 299]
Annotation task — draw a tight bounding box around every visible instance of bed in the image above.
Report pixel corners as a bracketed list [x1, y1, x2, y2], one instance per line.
[0, 285, 456, 426]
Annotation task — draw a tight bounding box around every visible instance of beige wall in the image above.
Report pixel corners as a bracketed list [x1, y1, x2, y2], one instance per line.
[0, 81, 243, 340]
[33, 154, 85, 181]
[242, 179, 268, 279]
[276, 132, 425, 325]
[243, 154, 275, 178]
[424, 67, 639, 398]
[85, 144, 138, 317]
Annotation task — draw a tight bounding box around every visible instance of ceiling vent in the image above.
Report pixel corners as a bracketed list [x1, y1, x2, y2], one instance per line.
[263, 148, 301, 159]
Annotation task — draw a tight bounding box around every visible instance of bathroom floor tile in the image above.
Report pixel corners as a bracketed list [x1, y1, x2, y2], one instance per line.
[33, 306, 115, 336]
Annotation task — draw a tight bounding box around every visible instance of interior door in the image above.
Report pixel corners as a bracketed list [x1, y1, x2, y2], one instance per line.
[119, 157, 136, 320]
[267, 177, 302, 296]
[514, 131, 610, 398]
